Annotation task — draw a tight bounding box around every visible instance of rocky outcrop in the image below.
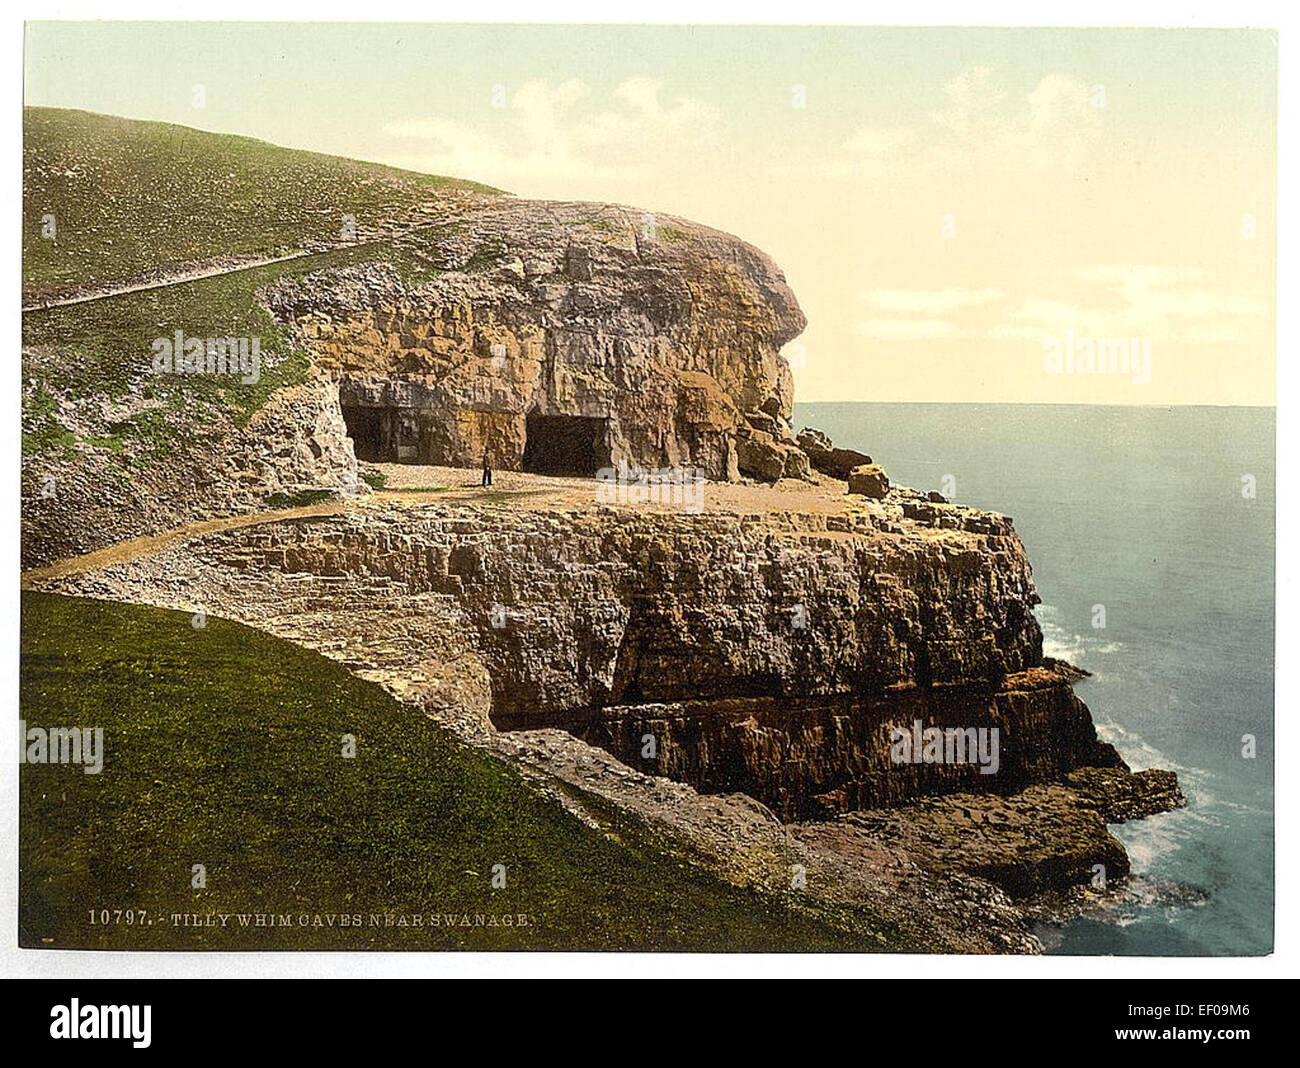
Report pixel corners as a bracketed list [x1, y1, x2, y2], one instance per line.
[735, 427, 810, 482]
[1064, 766, 1187, 822]
[261, 200, 805, 482]
[806, 764, 1186, 899]
[564, 667, 1121, 820]
[21, 196, 810, 568]
[797, 427, 871, 480]
[21, 115, 1187, 947]
[848, 463, 891, 498]
[20, 379, 363, 569]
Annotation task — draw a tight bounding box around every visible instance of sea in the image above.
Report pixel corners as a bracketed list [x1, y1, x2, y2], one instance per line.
[795, 402, 1275, 956]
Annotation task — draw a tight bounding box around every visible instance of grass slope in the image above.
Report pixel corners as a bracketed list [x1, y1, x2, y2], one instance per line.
[20, 592, 912, 951]
[23, 107, 503, 298]
[21, 226, 501, 462]
[21, 110, 520, 462]
[22, 241, 378, 462]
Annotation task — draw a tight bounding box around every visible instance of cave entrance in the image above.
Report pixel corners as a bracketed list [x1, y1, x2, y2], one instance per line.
[341, 405, 385, 462]
[522, 413, 610, 477]
[341, 405, 425, 464]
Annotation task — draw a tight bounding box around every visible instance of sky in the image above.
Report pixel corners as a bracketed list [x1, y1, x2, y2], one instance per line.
[24, 23, 1277, 404]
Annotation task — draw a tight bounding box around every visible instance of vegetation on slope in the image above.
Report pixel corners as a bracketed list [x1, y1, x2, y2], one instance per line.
[20, 592, 913, 951]
[20, 111, 523, 464]
[20, 225, 511, 463]
[21, 242, 378, 462]
[23, 107, 503, 299]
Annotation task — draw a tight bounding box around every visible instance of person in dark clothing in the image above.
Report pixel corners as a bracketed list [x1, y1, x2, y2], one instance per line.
[481, 450, 493, 488]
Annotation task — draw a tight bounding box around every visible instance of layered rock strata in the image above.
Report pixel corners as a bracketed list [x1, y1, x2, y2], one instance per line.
[21, 197, 813, 571]
[34, 490, 1174, 832]
[22, 171, 1186, 938]
[261, 201, 810, 483]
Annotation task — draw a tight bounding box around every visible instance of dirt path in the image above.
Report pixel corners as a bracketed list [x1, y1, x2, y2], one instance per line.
[19, 500, 361, 587]
[21, 250, 322, 313]
[376, 463, 862, 515]
[21, 466, 872, 587]
[20, 213, 460, 312]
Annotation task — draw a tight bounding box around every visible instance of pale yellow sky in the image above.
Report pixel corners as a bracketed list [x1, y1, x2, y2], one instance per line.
[26, 24, 1277, 404]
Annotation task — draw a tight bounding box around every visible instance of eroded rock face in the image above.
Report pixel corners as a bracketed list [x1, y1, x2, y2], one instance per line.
[260, 200, 807, 481]
[20, 379, 363, 569]
[810, 765, 1187, 899]
[21, 197, 808, 569]
[40, 496, 1119, 817]
[34, 485, 1184, 899]
[798, 427, 871, 480]
[22, 181, 1187, 913]
[568, 670, 1122, 820]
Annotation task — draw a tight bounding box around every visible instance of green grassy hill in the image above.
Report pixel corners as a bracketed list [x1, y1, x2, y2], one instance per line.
[21, 110, 505, 465]
[22, 240, 376, 464]
[20, 592, 912, 951]
[23, 107, 503, 300]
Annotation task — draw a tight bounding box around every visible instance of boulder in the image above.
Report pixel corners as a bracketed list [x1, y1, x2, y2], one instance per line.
[781, 446, 811, 480]
[847, 463, 890, 498]
[797, 426, 872, 479]
[737, 431, 787, 482]
[796, 427, 832, 455]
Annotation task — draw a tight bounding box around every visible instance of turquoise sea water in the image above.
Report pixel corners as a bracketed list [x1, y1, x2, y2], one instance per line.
[794, 402, 1275, 956]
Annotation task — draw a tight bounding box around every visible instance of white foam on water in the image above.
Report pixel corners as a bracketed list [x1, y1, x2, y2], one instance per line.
[1036, 607, 1123, 671]
[1091, 719, 1226, 895]
[1113, 806, 1202, 871]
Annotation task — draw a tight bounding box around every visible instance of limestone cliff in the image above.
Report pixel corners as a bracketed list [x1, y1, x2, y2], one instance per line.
[36, 488, 1154, 831]
[260, 199, 810, 482]
[22, 113, 1185, 947]
[22, 197, 812, 570]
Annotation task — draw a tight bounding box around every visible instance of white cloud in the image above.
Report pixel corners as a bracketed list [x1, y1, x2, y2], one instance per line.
[800, 66, 1105, 181]
[852, 268, 1261, 348]
[855, 319, 969, 341]
[852, 286, 1005, 342]
[862, 286, 1005, 314]
[931, 65, 1008, 137]
[993, 265, 1265, 343]
[611, 77, 719, 131]
[382, 77, 718, 189]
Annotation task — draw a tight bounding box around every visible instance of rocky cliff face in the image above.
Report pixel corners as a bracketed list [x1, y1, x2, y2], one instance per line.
[23, 116, 1187, 947]
[38, 489, 1140, 826]
[260, 200, 810, 482]
[20, 378, 363, 569]
[22, 180, 1184, 928]
[22, 195, 811, 571]
[573, 671, 1119, 820]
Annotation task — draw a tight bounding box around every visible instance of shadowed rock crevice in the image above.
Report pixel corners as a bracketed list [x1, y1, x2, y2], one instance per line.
[507, 668, 1124, 821]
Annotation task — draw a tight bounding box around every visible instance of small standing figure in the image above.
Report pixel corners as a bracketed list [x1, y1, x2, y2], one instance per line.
[481, 449, 493, 488]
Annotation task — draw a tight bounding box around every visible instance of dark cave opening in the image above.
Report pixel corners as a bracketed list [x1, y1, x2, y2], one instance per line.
[341, 404, 424, 464]
[522, 413, 610, 477]
[341, 405, 385, 462]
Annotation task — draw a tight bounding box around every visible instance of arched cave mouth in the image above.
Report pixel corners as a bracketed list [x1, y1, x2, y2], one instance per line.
[339, 401, 612, 475]
[522, 413, 611, 477]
